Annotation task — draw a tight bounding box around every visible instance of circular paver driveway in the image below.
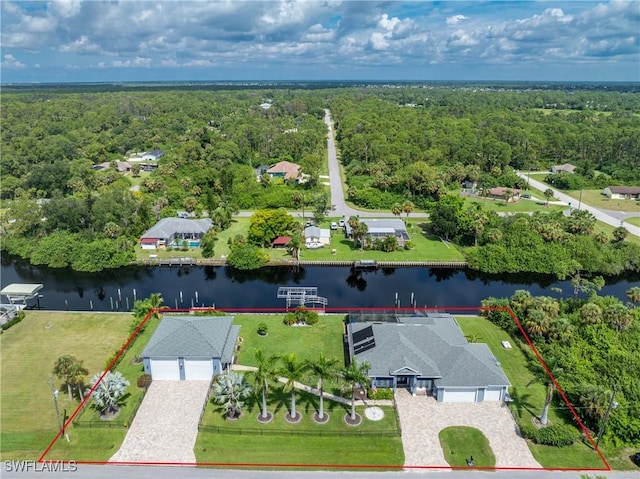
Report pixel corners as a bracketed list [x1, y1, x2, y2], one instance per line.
[110, 380, 210, 463]
[395, 389, 541, 468]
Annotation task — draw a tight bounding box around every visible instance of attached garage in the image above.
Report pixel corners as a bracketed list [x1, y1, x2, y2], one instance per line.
[184, 359, 214, 381]
[484, 388, 503, 402]
[142, 316, 239, 381]
[149, 359, 180, 381]
[442, 389, 478, 403]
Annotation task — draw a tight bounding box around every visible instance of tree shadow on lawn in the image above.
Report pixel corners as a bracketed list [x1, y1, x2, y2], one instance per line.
[508, 388, 536, 420]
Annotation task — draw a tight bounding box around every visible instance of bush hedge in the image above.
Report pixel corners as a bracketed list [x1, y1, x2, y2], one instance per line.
[519, 421, 580, 447]
[368, 388, 394, 400]
[1, 310, 25, 331]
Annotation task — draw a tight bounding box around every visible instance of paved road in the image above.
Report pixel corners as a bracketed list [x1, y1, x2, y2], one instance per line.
[518, 172, 640, 237]
[5, 464, 637, 479]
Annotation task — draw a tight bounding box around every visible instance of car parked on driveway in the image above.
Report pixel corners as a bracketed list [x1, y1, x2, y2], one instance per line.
[338, 219, 345, 227]
[330, 222, 338, 230]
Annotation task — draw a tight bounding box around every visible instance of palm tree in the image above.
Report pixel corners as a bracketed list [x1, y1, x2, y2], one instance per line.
[212, 372, 252, 420]
[543, 188, 554, 206]
[391, 203, 402, 220]
[305, 352, 341, 421]
[88, 371, 130, 418]
[250, 349, 279, 422]
[579, 302, 602, 325]
[402, 200, 414, 223]
[353, 222, 369, 250]
[53, 355, 89, 400]
[526, 357, 562, 426]
[341, 359, 371, 422]
[612, 226, 628, 242]
[627, 286, 640, 306]
[278, 353, 307, 420]
[604, 304, 634, 331]
[577, 384, 611, 427]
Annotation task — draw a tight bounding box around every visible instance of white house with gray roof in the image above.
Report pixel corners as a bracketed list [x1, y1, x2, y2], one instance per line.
[345, 218, 410, 248]
[346, 312, 510, 402]
[139, 217, 213, 249]
[142, 315, 239, 381]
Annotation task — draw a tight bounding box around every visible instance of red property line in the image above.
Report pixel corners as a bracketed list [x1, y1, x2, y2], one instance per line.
[39, 306, 610, 471]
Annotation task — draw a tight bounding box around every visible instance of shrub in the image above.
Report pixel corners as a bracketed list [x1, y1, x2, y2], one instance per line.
[519, 421, 579, 447]
[283, 308, 319, 326]
[368, 388, 394, 400]
[137, 374, 152, 389]
[1, 310, 25, 331]
[257, 322, 268, 336]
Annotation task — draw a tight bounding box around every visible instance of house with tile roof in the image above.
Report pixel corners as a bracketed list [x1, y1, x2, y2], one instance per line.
[142, 315, 239, 380]
[139, 217, 213, 249]
[266, 160, 302, 181]
[346, 311, 510, 402]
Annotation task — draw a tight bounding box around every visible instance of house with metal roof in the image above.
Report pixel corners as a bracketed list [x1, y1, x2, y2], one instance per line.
[139, 217, 213, 249]
[346, 312, 510, 402]
[304, 225, 330, 245]
[345, 218, 410, 248]
[142, 316, 239, 381]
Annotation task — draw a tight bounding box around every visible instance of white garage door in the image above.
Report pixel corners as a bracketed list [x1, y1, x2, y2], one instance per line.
[150, 359, 180, 380]
[484, 388, 503, 401]
[184, 359, 213, 380]
[442, 389, 477, 402]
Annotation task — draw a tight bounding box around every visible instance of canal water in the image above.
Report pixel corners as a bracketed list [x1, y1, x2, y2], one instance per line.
[1, 257, 638, 311]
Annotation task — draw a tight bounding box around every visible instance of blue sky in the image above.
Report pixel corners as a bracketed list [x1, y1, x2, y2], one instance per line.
[1, 1, 638, 83]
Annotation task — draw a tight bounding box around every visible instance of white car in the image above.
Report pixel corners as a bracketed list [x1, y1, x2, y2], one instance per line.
[338, 219, 345, 227]
[330, 222, 338, 230]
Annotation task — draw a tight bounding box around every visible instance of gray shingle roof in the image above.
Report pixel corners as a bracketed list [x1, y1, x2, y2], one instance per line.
[347, 313, 510, 388]
[141, 316, 238, 359]
[141, 218, 213, 240]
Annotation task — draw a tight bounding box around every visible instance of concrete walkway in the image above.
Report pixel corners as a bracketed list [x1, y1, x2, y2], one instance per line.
[109, 381, 210, 463]
[395, 389, 541, 468]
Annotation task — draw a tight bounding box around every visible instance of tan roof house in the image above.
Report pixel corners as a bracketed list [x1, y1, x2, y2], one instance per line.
[551, 163, 576, 174]
[267, 161, 301, 181]
[486, 187, 522, 203]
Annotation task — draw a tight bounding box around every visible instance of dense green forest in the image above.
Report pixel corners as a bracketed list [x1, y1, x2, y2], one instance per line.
[482, 288, 640, 449]
[1, 84, 639, 272]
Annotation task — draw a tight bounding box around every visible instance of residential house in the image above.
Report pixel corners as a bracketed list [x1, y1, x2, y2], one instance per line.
[93, 161, 132, 173]
[603, 186, 640, 200]
[346, 311, 510, 402]
[551, 163, 577, 174]
[304, 226, 330, 245]
[266, 161, 302, 181]
[139, 149, 164, 161]
[486, 187, 521, 203]
[345, 218, 410, 248]
[139, 217, 213, 249]
[142, 315, 239, 380]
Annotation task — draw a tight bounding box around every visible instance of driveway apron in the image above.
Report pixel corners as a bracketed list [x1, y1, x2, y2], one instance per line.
[110, 381, 210, 463]
[395, 389, 541, 468]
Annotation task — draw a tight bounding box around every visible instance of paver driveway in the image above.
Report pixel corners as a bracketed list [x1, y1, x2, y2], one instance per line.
[110, 381, 210, 463]
[395, 389, 541, 468]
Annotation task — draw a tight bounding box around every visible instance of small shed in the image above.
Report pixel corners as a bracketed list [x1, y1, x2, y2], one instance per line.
[272, 236, 292, 248]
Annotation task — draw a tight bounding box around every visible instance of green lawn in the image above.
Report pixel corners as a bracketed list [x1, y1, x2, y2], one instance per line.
[46, 316, 162, 461]
[196, 388, 403, 468]
[625, 216, 640, 227]
[439, 426, 495, 467]
[0, 311, 131, 460]
[566, 189, 640, 213]
[592, 220, 640, 246]
[455, 316, 606, 469]
[299, 219, 465, 262]
[462, 196, 564, 214]
[234, 314, 345, 366]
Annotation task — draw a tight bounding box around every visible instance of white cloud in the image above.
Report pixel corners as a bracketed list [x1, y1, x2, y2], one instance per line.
[60, 35, 101, 54]
[111, 57, 152, 68]
[50, 0, 82, 18]
[446, 15, 468, 26]
[2, 54, 25, 68]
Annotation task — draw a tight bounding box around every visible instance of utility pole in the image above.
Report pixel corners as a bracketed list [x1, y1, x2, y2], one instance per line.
[578, 189, 583, 210]
[596, 384, 618, 448]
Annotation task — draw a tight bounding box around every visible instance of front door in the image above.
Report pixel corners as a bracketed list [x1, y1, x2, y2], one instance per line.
[396, 376, 409, 387]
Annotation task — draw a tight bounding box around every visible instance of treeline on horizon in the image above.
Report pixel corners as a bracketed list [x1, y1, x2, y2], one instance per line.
[1, 85, 639, 273]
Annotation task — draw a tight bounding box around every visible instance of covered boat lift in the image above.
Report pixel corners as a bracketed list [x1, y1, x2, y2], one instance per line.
[1, 283, 44, 307]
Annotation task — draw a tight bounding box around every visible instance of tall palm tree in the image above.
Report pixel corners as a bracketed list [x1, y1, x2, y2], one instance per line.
[305, 352, 341, 421]
[341, 360, 371, 422]
[577, 384, 611, 427]
[391, 203, 402, 220]
[526, 357, 562, 426]
[250, 349, 280, 421]
[353, 222, 369, 250]
[53, 355, 89, 400]
[278, 353, 307, 420]
[543, 188, 554, 206]
[402, 200, 414, 222]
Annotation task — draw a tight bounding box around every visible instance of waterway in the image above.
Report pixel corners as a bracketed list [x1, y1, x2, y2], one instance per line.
[1, 257, 638, 311]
